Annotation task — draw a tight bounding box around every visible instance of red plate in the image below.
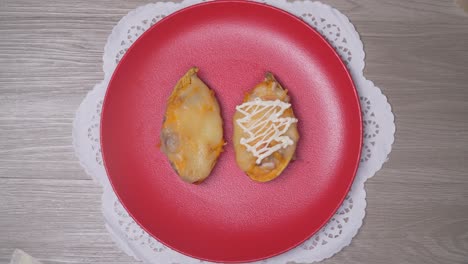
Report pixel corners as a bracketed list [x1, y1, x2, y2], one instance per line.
[101, 1, 361, 262]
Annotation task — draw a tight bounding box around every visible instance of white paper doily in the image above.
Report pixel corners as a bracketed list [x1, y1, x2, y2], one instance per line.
[72, 0, 395, 263]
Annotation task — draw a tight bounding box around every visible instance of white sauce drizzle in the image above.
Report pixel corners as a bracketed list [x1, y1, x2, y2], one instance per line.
[236, 98, 298, 164]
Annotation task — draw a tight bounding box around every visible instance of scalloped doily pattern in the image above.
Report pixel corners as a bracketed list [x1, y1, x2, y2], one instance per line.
[73, 0, 395, 263]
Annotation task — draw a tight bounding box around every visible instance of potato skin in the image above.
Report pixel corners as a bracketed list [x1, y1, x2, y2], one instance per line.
[233, 73, 299, 182]
[161, 67, 224, 183]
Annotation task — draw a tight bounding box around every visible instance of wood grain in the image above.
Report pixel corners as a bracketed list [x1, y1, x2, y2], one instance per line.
[1, 0, 467, 263]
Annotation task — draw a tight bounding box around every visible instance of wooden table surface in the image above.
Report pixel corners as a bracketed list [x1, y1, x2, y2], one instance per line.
[1, 0, 468, 263]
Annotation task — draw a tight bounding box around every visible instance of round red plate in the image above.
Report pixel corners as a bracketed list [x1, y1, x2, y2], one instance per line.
[101, 1, 361, 262]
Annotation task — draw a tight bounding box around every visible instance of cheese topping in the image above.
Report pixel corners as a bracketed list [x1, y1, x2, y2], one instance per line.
[235, 98, 298, 164]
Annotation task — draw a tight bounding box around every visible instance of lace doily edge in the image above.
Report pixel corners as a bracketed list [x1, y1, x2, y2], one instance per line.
[71, 0, 396, 263]
[362, 78, 396, 180]
[72, 81, 103, 184]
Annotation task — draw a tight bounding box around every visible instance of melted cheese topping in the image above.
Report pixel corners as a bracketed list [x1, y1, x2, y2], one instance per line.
[235, 98, 298, 164]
